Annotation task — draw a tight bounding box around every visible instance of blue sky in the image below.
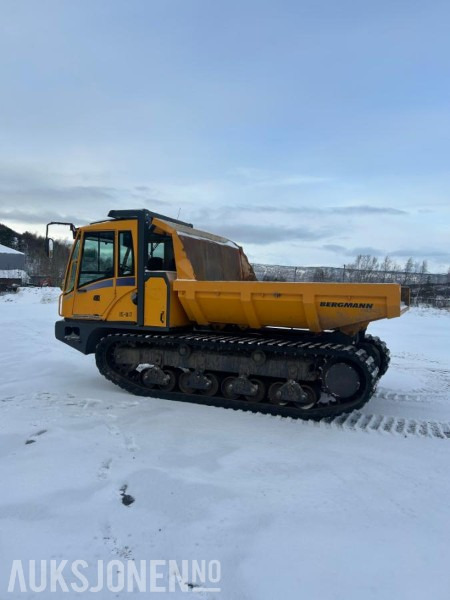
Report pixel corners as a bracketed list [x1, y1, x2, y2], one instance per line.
[0, 0, 449, 270]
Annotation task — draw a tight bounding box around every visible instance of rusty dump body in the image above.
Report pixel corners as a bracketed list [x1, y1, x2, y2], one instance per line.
[53, 208, 410, 420]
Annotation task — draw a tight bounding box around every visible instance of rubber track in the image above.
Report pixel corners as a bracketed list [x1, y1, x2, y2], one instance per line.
[364, 334, 391, 376]
[96, 331, 379, 421]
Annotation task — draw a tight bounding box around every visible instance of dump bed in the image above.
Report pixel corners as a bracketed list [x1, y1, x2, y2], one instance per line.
[173, 280, 410, 335]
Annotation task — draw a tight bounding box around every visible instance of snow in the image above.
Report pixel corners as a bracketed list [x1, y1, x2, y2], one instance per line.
[0, 288, 449, 599]
[0, 243, 24, 255]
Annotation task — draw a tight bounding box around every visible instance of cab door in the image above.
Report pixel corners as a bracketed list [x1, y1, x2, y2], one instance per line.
[72, 231, 116, 319]
[107, 229, 138, 323]
[59, 235, 80, 318]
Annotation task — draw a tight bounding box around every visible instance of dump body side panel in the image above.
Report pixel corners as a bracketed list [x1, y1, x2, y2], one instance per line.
[173, 280, 405, 334]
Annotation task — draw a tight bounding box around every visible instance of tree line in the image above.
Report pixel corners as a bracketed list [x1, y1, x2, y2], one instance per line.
[341, 255, 429, 284]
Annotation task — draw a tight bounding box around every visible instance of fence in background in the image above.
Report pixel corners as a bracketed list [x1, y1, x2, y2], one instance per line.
[252, 263, 450, 309]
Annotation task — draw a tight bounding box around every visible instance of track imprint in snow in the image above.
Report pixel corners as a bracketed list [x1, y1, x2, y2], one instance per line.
[308, 411, 450, 440]
[374, 390, 450, 405]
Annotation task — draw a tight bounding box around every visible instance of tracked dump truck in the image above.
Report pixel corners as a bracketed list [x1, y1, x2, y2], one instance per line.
[48, 209, 410, 419]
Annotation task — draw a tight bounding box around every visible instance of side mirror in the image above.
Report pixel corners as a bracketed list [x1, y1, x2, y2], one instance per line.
[45, 222, 77, 257]
[45, 237, 54, 258]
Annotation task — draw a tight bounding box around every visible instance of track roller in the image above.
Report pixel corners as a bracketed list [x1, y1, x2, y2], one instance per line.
[179, 370, 219, 396]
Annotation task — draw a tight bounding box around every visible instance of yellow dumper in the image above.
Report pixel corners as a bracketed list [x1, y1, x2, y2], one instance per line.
[50, 209, 409, 420]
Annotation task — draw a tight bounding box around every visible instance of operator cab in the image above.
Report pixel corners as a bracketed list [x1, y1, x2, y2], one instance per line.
[147, 234, 176, 272]
[49, 208, 254, 337]
[51, 209, 194, 331]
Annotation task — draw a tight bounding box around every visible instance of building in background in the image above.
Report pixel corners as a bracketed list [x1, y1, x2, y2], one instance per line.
[0, 243, 28, 291]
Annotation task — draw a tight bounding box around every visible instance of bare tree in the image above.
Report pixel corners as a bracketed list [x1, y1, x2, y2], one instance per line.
[346, 254, 380, 282]
[419, 260, 428, 277]
[403, 257, 414, 285]
[312, 267, 334, 282]
[414, 260, 429, 303]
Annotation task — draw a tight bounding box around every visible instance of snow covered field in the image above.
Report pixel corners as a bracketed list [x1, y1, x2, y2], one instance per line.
[0, 288, 449, 599]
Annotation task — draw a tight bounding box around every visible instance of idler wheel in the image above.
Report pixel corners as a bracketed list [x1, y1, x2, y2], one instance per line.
[323, 362, 361, 399]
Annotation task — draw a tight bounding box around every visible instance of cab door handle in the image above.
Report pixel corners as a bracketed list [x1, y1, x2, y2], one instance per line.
[77, 289, 87, 293]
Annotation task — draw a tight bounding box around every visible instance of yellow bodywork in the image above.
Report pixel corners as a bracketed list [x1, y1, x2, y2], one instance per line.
[60, 220, 138, 321]
[59, 214, 408, 336]
[173, 280, 408, 335]
[143, 273, 190, 328]
[59, 219, 190, 329]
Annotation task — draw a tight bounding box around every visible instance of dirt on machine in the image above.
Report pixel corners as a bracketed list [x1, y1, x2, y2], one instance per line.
[46, 209, 410, 420]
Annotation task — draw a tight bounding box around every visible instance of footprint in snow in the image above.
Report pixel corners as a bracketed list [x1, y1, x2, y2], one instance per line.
[120, 485, 135, 506]
[101, 523, 133, 559]
[98, 458, 112, 480]
[25, 429, 47, 445]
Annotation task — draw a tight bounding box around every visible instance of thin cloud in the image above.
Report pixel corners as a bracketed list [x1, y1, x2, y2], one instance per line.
[223, 204, 407, 216]
[323, 244, 347, 253]
[390, 249, 450, 260]
[0, 185, 117, 203]
[0, 163, 174, 229]
[323, 244, 384, 256]
[249, 175, 329, 187]
[0, 209, 89, 226]
[331, 205, 407, 216]
[321, 245, 450, 265]
[235, 167, 329, 188]
[350, 246, 384, 256]
[215, 224, 331, 245]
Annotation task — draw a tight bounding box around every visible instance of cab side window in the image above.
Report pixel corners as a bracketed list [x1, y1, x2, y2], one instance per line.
[119, 231, 134, 276]
[147, 235, 175, 271]
[78, 232, 115, 287]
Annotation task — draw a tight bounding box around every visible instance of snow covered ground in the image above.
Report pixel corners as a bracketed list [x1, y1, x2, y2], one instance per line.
[0, 288, 449, 599]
